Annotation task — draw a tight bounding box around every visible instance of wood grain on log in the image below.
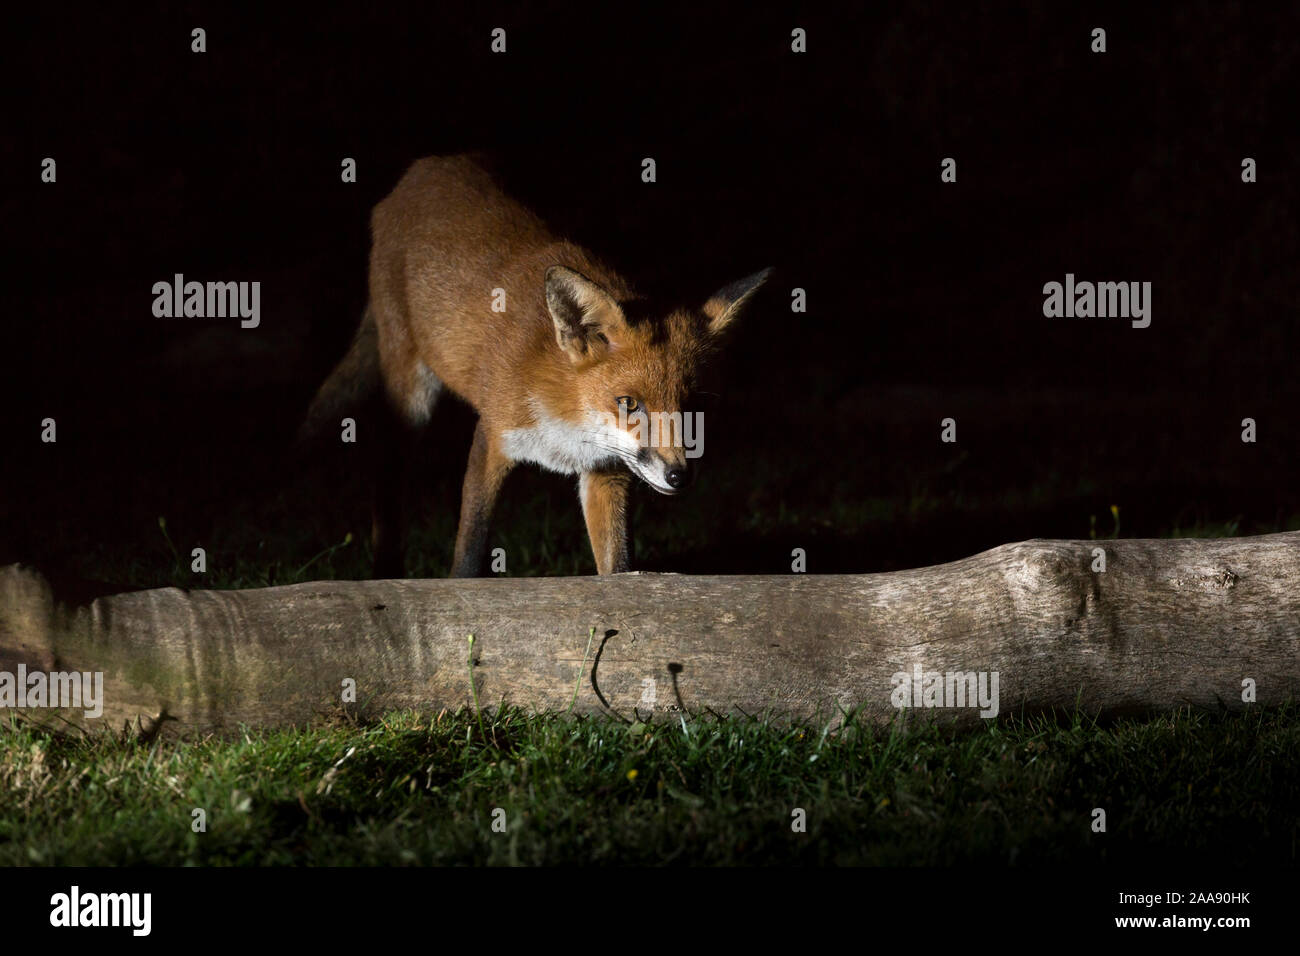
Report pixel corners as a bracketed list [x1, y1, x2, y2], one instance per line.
[1, 532, 1297, 737]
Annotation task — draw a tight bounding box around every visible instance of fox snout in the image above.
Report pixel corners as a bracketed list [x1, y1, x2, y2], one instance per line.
[665, 461, 693, 490]
[635, 447, 695, 494]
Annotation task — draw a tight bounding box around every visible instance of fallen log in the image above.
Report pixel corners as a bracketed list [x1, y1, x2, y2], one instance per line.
[1, 532, 1297, 737]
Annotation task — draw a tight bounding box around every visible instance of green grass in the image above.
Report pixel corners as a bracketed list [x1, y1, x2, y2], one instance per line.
[2, 706, 1295, 865]
[8, 395, 1299, 865]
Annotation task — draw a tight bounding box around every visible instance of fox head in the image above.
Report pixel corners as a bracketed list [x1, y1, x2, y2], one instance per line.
[543, 264, 771, 494]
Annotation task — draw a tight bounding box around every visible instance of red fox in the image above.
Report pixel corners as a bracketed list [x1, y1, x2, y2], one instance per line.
[302, 155, 769, 577]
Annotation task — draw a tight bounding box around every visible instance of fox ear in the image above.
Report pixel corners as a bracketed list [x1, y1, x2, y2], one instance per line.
[703, 267, 772, 336]
[545, 265, 627, 362]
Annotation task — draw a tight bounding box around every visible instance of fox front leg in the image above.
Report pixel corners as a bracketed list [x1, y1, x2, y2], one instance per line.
[579, 470, 632, 574]
[450, 419, 513, 577]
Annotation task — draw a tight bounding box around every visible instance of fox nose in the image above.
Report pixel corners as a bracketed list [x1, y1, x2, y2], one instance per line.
[665, 464, 692, 489]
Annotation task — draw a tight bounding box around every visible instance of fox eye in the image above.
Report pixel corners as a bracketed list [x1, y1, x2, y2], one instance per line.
[616, 396, 639, 413]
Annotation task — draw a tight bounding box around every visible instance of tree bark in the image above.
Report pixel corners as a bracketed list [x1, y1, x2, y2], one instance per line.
[1, 532, 1297, 737]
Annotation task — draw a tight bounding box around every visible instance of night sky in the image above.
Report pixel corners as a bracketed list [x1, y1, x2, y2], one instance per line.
[5, 2, 1298, 580]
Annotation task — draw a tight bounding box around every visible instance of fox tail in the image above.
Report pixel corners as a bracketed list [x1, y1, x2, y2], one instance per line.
[297, 306, 381, 445]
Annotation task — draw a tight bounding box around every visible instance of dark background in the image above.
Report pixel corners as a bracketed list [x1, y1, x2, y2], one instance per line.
[4, 1, 1298, 588]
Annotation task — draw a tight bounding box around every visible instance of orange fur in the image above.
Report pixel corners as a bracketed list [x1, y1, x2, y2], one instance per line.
[306, 155, 770, 576]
